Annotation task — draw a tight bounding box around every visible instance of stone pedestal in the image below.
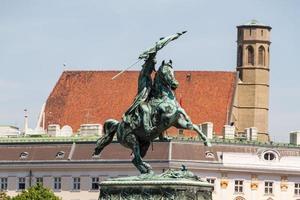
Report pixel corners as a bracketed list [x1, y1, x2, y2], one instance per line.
[99, 169, 213, 200]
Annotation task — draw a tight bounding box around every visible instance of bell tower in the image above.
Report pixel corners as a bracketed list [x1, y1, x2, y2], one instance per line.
[233, 20, 272, 142]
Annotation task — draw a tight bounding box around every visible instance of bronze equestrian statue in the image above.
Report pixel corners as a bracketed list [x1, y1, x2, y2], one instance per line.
[94, 32, 211, 174]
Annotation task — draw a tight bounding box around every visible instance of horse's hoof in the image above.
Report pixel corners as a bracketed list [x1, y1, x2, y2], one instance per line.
[93, 148, 101, 156]
[204, 141, 212, 147]
[159, 137, 171, 142]
[92, 153, 98, 157]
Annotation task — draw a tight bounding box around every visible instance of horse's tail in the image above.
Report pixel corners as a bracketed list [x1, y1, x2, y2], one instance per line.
[93, 119, 119, 155]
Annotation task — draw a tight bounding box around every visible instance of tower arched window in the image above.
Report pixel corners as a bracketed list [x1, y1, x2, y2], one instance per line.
[258, 46, 265, 66]
[247, 46, 254, 65]
[237, 46, 243, 67]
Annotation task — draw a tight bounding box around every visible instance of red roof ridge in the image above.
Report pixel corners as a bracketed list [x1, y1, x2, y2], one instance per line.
[175, 70, 235, 73]
[226, 72, 239, 124]
[46, 72, 66, 104]
[62, 70, 235, 73]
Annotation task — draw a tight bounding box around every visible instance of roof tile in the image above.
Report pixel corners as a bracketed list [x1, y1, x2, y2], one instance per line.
[45, 71, 237, 136]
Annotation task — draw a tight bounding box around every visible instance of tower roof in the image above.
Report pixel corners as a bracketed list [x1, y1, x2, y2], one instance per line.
[237, 19, 272, 29]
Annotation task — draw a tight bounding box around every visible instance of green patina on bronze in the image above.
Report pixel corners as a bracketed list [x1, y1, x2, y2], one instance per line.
[106, 167, 202, 182]
[99, 168, 213, 200]
[94, 32, 211, 174]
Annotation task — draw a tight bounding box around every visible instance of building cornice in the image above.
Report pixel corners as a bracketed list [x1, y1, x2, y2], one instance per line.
[238, 83, 269, 87]
[169, 160, 300, 176]
[2, 158, 300, 176]
[237, 40, 271, 45]
[236, 66, 270, 71]
[233, 105, 269, 110]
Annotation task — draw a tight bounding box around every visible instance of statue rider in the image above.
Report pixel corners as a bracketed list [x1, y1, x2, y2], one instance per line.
[121, 31, 187, 137]
[123, 52, 157, 136]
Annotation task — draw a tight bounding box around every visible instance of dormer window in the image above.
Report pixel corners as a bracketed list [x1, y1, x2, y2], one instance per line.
[257, 149, 280, 162]
[19, 152, 29, 159]
[263, 152, 276, 161]
[56, 151, 65, 159]
[205, 151, 215, 159]
[186, 73, 191, 81]
[259, 150, 279, 162]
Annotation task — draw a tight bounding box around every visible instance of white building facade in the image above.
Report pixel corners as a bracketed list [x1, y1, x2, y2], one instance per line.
[0, 138, 300, 200]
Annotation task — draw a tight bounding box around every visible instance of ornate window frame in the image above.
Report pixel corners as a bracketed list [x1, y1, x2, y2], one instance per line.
[19, 152, 29, 159]
[56, 151, 65, 159]
[205, 151, 215, 159]
[258, 149, 280, 162]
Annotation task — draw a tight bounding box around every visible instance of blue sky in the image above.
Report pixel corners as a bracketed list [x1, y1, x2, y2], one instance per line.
[0, 0, 299, 142]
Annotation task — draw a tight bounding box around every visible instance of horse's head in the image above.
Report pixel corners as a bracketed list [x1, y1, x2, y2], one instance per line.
[157, 60, 179, 90]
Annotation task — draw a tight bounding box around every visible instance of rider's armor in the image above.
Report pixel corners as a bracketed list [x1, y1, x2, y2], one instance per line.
[123, 53, 157, 136]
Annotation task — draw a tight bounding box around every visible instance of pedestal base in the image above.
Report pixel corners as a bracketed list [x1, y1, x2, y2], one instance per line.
[99, 169, 213, 200]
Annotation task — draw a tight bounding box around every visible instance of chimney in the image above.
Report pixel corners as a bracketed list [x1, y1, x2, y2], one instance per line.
[246, 127, 258, 141]
[186, 73, 192, 81]
[290, 131, 300, 145]
[200, 122, 213, 139]
[223, 125, 235, 140]
[24, 109, 28, 134]
[47, 124, 61, 137]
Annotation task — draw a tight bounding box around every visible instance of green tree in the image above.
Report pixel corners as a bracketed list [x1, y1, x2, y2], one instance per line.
[11, 184, 61, 200]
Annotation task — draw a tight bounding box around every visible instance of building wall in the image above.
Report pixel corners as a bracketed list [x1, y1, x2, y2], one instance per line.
[1, 163, 299, 199]
[2, 168, 300, 200]
[0, 140, 300, 200]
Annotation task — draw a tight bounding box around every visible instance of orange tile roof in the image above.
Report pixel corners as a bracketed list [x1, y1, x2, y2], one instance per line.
[45, 70, 237, 136]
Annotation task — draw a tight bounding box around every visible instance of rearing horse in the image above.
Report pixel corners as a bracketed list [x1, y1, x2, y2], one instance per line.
[94, 60, 211, 174]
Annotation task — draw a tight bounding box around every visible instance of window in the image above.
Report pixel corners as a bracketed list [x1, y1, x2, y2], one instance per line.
[249, 28, 252, 36]
[234, 180, 243, 193]
[73, 177, 80, 190]
[238, 68, 243, 81]
[260, 150, 279, 162]
[205, 151, 215, 159]
[0, 178, 7, 191]
[258, 46, 265, 66]
[261, 30, 264, 36]
[264, 152, 276, 161]
[206, 178, 215, 191]
[36, 177, 43, 185]
[91, 177, 99, 190]
[18, 177, 26, 190]
[238, 29, 243, 40]
[54, 177, 61, 190]
[265, 181, 273, 194]
[295, 183, 300, 195]
[19, 152, 29, 159]
[247, 46, 254, 65]
[237, 46, 243, 67]
[56, 151, 65, 159]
